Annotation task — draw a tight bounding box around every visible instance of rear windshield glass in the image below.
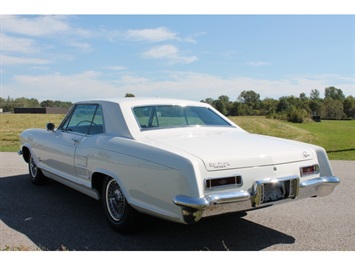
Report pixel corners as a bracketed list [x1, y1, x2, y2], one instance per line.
[133, 105, 232, 130]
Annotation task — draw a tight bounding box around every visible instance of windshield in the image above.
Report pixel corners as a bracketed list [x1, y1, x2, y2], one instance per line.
[133, 105, 232, 130]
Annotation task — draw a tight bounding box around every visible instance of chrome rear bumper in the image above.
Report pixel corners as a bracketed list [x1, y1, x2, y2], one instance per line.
[173, 176, 340, 224]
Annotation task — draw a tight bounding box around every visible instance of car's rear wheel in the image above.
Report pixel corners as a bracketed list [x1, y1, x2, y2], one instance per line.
[28, 153, 47, 185]
[102, 176, 139, 233]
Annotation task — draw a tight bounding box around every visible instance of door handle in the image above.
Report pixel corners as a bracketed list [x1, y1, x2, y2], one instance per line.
[72, 138, 80, 145]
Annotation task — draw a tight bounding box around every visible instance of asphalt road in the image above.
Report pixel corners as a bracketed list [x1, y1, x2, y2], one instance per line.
[0, 152, 354, 251]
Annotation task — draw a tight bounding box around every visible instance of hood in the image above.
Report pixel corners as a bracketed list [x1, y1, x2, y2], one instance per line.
[145, 128, 314, 171]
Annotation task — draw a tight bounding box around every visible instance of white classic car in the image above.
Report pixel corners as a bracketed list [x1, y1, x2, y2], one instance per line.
[19, 98, 340, 233]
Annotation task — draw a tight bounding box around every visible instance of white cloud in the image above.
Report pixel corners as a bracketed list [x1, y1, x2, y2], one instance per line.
[0, 54, 51, 65]
[247, 61, 272, 67]
[142, 45, 198, 64]
[65, 40, 92, 52]
[117, 75, 150, 84]
[103, 66, 127, 71]
[1, 33, 39, 54]
[3, 71, 118, 101]
[125, 27, 178, 42]
[1, 15, 94, 67]
[106, 26, 200, 43]
[1, 15, 92, 37]
[143, 45, 178, 58]
[3, 71, 354, 103]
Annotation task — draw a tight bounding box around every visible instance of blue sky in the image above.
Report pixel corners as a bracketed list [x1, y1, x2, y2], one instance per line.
[1, 12, 354, 102]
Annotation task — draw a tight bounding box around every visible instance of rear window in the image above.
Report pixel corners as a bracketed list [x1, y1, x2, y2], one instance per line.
[133, 105, 231, 130]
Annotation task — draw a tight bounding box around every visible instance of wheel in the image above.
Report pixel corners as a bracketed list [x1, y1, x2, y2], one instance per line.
[28, 153, 47, 185]
[101, 176, 139, 233]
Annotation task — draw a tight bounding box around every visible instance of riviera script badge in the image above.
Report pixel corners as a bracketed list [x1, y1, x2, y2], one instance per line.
[208, 162, 231, 169]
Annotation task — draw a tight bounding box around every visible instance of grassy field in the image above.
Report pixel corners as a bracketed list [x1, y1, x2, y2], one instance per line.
[0, 114, 354, 160]
[230, 117, 355, 160]
[0, 114, 66, 152]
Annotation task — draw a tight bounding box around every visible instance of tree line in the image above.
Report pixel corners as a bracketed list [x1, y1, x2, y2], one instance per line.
[0, 97, 73, 113]
[1, 86, 354, 123]
[201, 86, 355, 123]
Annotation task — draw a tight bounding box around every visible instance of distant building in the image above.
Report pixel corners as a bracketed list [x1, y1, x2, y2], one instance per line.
[14, 107, 69, 114]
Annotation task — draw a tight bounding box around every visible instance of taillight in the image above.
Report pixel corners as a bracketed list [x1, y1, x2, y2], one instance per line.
[205, 176, 242, 190]
[300, 164, 320, 177]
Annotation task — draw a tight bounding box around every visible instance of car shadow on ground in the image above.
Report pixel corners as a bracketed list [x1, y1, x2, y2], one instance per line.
[0, 174, 295, 251]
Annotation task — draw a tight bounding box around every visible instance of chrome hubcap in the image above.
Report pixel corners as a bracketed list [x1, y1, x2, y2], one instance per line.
[106, 179, 125, 221]
[29, 156, 37, 177]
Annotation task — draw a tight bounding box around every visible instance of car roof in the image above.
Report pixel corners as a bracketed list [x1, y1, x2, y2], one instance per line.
[75, 98, 208, 108]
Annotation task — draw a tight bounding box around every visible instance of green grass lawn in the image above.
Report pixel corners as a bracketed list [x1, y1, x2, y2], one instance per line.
[0, 114, 65, 152]
[289, 120, 355, 160]
[1, 114, 354, 160]
[230, 116, 355, 160]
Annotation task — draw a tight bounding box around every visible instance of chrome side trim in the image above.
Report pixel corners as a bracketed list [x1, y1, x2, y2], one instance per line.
[42, 169, 100, 200]
[173, 176, 340, 224]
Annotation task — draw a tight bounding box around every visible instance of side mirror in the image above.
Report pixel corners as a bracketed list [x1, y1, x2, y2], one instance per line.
[47, 122, 55, 131]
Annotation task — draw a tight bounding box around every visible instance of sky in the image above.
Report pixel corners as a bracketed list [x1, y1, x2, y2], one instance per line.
[1, 2, 354, 103]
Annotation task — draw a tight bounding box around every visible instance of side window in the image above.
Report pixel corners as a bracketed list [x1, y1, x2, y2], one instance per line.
[60, 104, 104, 135]
[89, 105, 104, 135]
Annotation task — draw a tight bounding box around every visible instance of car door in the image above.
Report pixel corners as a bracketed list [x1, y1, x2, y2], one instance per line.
[40, 104, 100, 183]
[73, 104, 105, 186]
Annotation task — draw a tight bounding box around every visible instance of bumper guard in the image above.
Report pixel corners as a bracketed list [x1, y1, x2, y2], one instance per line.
[173, 176, 340, 224]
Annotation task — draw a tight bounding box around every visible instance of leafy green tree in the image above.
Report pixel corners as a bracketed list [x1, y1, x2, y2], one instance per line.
[324, 86, 345, 101]
[202, 98, 215, 106]
[310, 89, 320, 100]
[213, 95, 231, 115]
[238, 90, 261, 107]
[343, 96, 355, 118]
[276, 96, 292, 113]
[125, 93, 135, 97]
[299, 92, 308, 101]
[321, 98, 345, 119]
[261, 98, 279, 115]
[40, 100, 55, 107]
[287, 106, 308, 123]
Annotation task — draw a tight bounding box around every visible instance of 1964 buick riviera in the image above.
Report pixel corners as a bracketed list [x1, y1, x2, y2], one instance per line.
[18, 98, 340, 233]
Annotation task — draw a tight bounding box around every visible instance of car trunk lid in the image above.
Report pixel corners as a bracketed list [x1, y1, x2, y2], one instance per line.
[145, 128, 314, 171]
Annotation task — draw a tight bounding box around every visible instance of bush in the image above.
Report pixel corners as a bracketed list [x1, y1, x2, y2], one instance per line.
[287, 108, 308, 123]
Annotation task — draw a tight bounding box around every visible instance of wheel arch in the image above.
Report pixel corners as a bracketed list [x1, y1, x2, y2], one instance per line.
[91, 170, 128, 201]
[91, 172, 107, 200]
[21, 146, 30, 163]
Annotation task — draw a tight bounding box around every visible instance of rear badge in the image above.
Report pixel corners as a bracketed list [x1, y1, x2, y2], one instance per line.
[208, 162, 231, 169]
[302, 151, 311, 158]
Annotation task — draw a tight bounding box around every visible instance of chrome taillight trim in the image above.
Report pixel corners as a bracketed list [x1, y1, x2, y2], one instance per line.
[300, 164, 320, 177]
[204, 175, 243, 191]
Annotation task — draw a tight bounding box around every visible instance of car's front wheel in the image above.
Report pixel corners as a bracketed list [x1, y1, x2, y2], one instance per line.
[101, 176, 139, 233]
[28, 153, 47, 185]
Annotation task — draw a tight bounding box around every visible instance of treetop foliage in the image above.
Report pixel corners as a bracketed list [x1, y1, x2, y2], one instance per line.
[201, 87, 354, 122]
[0, 97, 73, 113]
